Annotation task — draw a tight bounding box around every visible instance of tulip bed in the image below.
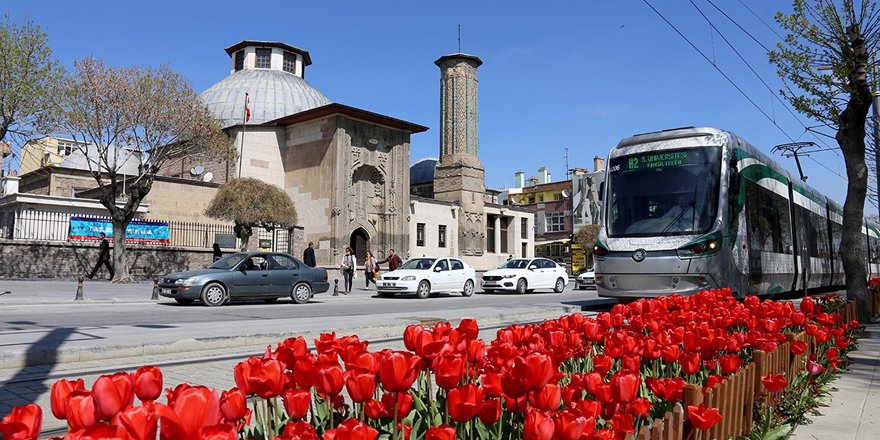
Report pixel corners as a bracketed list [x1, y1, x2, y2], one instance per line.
[0, 288, 860, 440]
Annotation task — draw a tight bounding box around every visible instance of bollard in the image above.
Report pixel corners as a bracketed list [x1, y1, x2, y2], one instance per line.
[75, 276, 84, 301]
[151, 278, 159, 301]
[333, 279, 339, 296]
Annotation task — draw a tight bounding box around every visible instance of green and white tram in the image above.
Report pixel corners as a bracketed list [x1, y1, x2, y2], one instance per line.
[594, 126, 880, 298]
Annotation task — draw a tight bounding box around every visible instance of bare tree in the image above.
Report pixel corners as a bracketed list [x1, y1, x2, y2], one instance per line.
[49, 57, 231, 282]
[770, 0, 880, 322]
[0, 17, 63, 162]
[204, 178, 298, 251]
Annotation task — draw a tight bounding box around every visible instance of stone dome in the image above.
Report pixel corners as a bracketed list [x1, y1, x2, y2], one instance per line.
[410, 157, 439, 185]
[201, 69, 331, 128]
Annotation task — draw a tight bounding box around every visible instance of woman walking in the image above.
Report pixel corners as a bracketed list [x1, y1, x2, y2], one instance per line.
[339, 246, 356, 295]
[364, 251, 379, 288]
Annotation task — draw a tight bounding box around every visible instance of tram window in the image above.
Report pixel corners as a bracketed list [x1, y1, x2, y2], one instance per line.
[745, 180, 792, 254]
[871, 237, 880, 264]
[830, 221, 842, 258]
[808, 211, 829, 259]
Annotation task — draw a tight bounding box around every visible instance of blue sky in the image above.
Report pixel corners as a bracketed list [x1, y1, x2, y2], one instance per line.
[5, 0, 856, 205]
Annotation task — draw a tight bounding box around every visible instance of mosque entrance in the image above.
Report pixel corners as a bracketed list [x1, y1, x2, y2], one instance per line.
[349, 228, 369, 262]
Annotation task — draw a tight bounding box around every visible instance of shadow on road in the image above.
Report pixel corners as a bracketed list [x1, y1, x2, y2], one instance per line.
[0, 327, 75, 415]
[561, 298, 618, 313]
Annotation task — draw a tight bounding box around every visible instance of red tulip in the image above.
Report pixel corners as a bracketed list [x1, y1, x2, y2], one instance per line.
[278, 420, 320, 440]
[761, 373, 788, 393]
[478, 399, 501, 425]
[0, 404, 42, 440]
[457, 318, 479, 340]
[425, 424, 456, 440]
[219, 388, 247, 421]
[790, 340, 808, 355]
[282, 387, 311, 420]
[50, 378, 85, 420]
[70, 423, 133, 440]
[611, 373, 640, 404]
[647, 377, 685, 402]
[92, 372, 134, 420]
[197, 423, 238, 440]
[233, 356, 285, 399]
[807, 359, 824, 375]
[155, 385, 221, 440]
[800, 296, 815, 314]
[553, 408, 588, 440]
[435, 354, 466, 390]
[134, 366, 163, 402]
[679, 352, 701, 375]
[364, 400, 389, 420]
[533, 384, 561, 411]
[379, 351, 421, 392]
[591, 354, 612, 375]
[315, 363, 344, 397]
[381, 392, 413, 419]
[628, 398, 653, 418]
[611, 412, 636, 434]
[718, 354, 742, 375]
[524, 408, 554, 440]
[522, 352, 555, 392]
[66, 390, 99, 431]
[274, 336, 311, 369]
[344, 369, 376, 403]
[660, 345, 680, 364]
[687, 403, 722, 430]
[447, 384, 483, 422]
[323, 418, 379, 440]
[112, 404, 158, 440]
[480, 372, 502, 397]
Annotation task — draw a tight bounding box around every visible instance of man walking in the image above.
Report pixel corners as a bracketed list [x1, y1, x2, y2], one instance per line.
[303, 242, 316, 267]
[377, 248, 403, 272]
[87, 232, 114, 280]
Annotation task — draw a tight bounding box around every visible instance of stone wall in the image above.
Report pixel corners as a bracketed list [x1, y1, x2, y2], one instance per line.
[0, 240, 214, 279]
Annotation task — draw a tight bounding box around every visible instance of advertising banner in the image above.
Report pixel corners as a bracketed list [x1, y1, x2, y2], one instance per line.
[69, 217, 170, 244]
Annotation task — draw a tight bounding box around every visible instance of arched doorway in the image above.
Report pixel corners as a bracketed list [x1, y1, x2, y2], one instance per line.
[350, 228, 369, 263]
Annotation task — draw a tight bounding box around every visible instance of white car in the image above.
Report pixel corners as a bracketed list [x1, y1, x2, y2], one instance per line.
[481, 258, 569, 294]
[576, 269, 596, 290]
[377, 257, 476, 299]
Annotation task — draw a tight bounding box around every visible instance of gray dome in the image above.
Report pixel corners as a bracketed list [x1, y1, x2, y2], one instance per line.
[201, 69, 331, 128]
[410, 157, 439, 185]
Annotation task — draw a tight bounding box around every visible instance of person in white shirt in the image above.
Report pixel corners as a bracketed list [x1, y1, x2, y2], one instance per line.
[339, 247, 357, 295]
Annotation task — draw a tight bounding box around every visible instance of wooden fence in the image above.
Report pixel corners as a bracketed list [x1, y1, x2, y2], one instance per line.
[626, 404, 685, 440]
[872, 290, 880, 320]
[840, 298, 858, 323]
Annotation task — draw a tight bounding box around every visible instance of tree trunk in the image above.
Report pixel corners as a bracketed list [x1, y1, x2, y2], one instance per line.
[111, 221, 134, 283]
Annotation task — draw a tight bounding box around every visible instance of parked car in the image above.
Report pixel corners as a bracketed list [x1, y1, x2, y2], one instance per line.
[158, 252, 329, 306]
[377, 257, 476, 299]
[575, 268, 596, 290]
[481, 258, 568, 294]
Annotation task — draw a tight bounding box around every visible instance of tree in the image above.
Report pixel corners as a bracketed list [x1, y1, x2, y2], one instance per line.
[204, 178, 298, 251]
[0, 17, 62, 153]
[574, 224, 600, 268]
[49, 57, 231, 282]
[769, 0, 880, 322]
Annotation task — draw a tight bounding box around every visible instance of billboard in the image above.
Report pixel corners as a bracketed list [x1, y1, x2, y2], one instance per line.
[69, 217, 170, 244]
[571, 171, 605, 229]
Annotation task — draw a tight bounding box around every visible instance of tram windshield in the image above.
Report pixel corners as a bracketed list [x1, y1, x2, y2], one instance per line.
[606, 147, 721, 237]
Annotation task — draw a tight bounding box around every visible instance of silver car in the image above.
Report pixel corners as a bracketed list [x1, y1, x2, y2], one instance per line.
[158, 252, 329, 306]
[575, 269, 596, 290]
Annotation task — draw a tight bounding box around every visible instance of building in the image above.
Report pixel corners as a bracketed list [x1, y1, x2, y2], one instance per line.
[408, 53, 534, 269]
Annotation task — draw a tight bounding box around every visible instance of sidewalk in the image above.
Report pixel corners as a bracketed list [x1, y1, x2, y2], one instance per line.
[790, 324, 880, 440]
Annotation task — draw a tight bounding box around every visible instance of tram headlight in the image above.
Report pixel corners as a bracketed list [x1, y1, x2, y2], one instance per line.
[677, 233, 722, 259]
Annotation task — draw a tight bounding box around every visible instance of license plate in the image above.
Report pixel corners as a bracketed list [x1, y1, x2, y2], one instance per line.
[385, 282, 396, 287]
[160, 288, 171, 294]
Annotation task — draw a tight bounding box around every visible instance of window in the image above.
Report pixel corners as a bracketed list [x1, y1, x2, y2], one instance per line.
[554, 193, 563, 201]
[57, 140, 76, 156]
[745, 179, 792, 254]
[487, 218, 496, 253]
[546, 212, 565, 232]
[234, 50, 245, 71]
[450, 259, 464, 270]
[255, 49, 272, 69]
[269, 254, 298, 269]
[283, 51, 296, 73]
[416, 223, 425, 247]
[438, 225, 447, 248]
[521, 218, 528, 238]
[500, 217, 509, 253]
[540, 259, 557, 269]
[537, 195, 544, 202]
[436, 259, 449, 271]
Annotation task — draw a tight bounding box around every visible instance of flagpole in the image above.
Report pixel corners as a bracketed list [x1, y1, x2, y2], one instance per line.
[238, 92, 248, 179]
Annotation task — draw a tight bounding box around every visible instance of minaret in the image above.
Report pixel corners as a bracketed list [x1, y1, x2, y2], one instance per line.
[433, 53, 485, 256]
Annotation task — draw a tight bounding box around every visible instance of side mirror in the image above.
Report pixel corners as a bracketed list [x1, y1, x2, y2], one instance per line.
[434, 266, 443, 272]
[529, 265, 538, 270]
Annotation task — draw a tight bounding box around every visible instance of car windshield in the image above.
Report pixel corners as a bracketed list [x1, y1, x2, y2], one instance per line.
[210, 253, 247, 270]
[400, 258, 437, 270]
[606, 146, 721, 237]
[499, 259, 531, 269]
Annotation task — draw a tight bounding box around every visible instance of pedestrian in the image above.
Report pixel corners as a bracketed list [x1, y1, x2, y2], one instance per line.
[212, 243, 223, 262]
[87, 232, 114, 280]
[363, 251, 379, 288]
[377, 248, 403, 272]
[507, 254, 513, 262]
[303, 242, 316, 267]
[339, 246, 356, 295]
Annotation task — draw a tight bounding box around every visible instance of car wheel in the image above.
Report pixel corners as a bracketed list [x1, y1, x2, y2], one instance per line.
[416, 280, 431, 299]
[516, 278, 527, 294]
[264, 298, 279, 303]
[291, 283, 312, 304]
[462, 280, 474, 297]
[201, 283, 227, 307]
[554, 278, 566, 293]
[174, 298, 194, 306]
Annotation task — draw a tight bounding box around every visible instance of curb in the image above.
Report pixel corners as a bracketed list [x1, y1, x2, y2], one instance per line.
[1, 305, 582, 370]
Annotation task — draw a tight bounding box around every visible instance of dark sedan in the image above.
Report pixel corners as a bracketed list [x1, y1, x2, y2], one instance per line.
[158, 252, 329, 306]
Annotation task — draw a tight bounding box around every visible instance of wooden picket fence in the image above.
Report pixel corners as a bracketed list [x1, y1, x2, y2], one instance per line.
[840, 298, 858, 323]
[626, 404, 685, 440]
[871, 290, 880, 320]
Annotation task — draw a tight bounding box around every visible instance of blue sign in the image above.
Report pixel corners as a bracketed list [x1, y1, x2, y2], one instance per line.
[69, 217, 170, 244]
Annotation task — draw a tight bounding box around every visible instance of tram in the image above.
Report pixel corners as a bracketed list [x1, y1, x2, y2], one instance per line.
[593, 126, 880, 299]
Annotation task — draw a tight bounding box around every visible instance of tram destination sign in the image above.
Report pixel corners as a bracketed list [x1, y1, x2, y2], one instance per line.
[610, 150, 697, 172]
